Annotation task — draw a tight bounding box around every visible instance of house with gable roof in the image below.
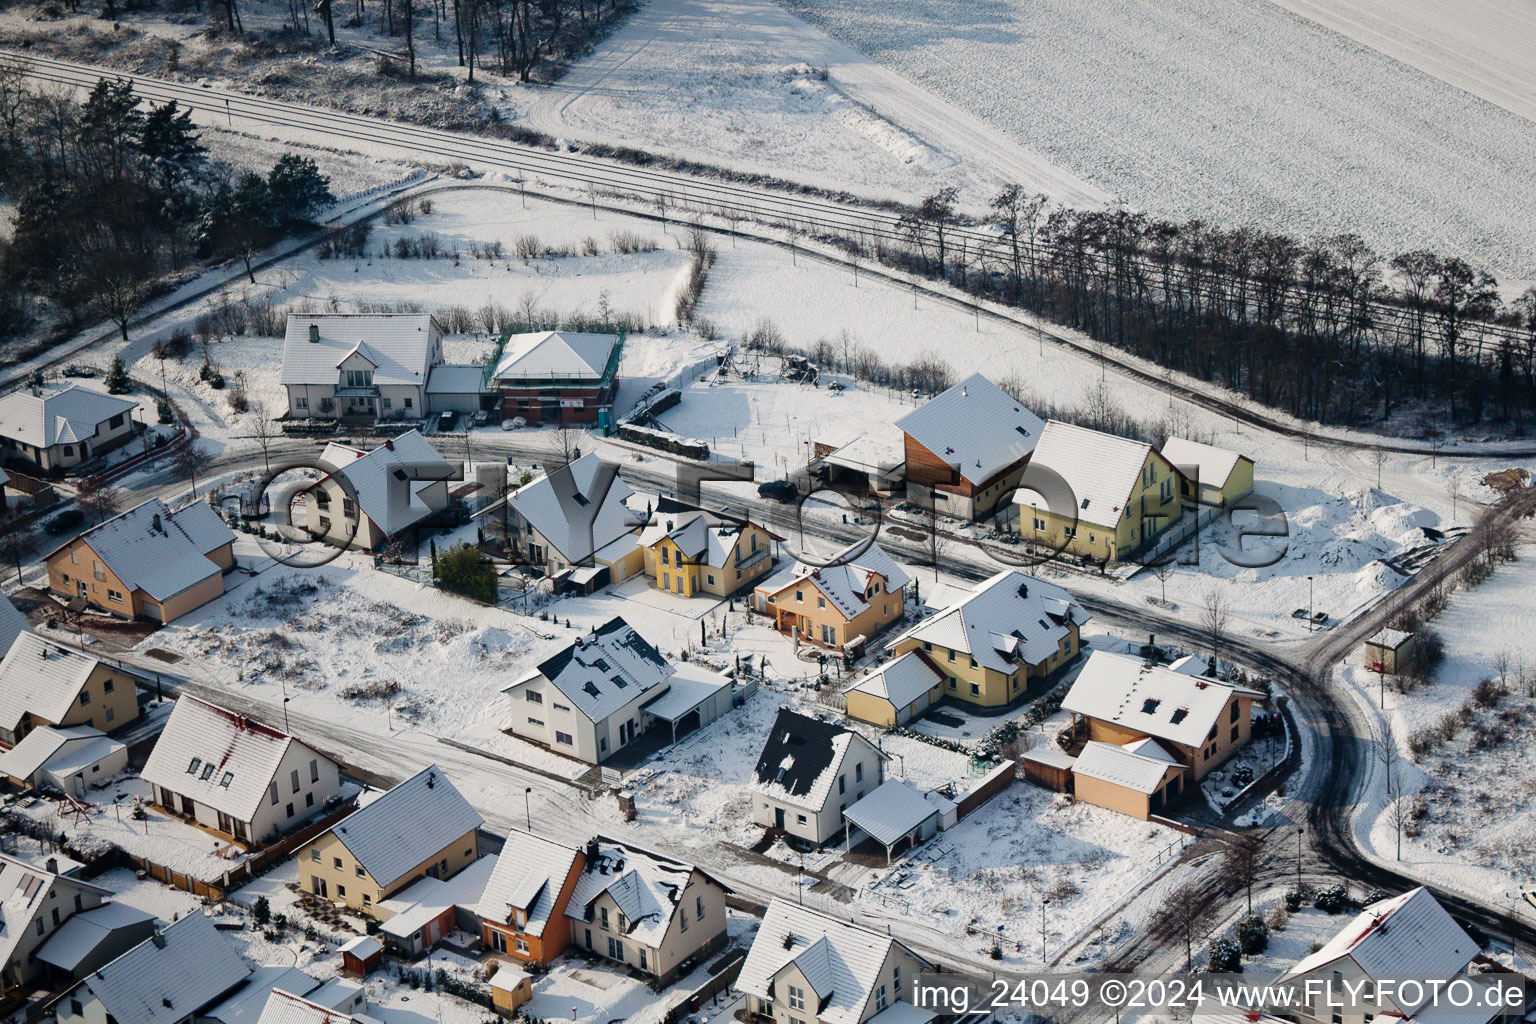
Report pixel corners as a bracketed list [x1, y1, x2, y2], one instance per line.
[474, 830, 586, 967]
[256, 988, 386, 1024]
[896, 373, 1044, 520]
[843, 650, 947, 728]
[490, 330, 623, 427]
[883, 569, 1088, 709]
[1014, 420, 1182, 562]
[43, 497, 235, 623]
[738, 899, 933, 1024]
[281, 314, 446, 422]
[752, 540, 910, 654]
[1160, 437, 1254, 508]
[0, 384, 138, 474]
[565, 837, 729, 986]
[750, 708, 886, 846]
[294, 764, 483, 918]
[0, 852, 131, 1005]
[296, 429, 452, 552]
[639, 499, 782, 598]
[139, 694, 342, 845]
[0, 595, 28, 658]
[0, 723, 128, 796]
[0, 633, 139, 748]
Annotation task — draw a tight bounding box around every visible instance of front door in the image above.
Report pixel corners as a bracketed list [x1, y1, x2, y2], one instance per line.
[775, 807, 786, 829]
[312, 877, 328, 898]
[77, 580, 87, 597]
[181, 795, 196, 816]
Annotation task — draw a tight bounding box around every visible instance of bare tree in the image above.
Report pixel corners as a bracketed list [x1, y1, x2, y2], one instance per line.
[172, 441, 212, 499]
[546, 426, 583, 467]
[1151, 881, 1218, 970]
[1220, 831, 1265, 914]
[1200, 590, 1230, 663]
[1, 516, 34, 584]
[1386, 786, 1410, 861]
[1152, 561, 1174, 605]
[74, 476, 122, 524]
[246, 398, 276, 472]
[1373, 722, 1408, 859]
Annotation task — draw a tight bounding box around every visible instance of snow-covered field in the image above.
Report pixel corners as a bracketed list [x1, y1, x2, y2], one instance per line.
[783, 0, 1536, 279]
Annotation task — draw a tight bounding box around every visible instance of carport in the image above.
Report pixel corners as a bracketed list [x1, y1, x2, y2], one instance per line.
[842, 779, 941, 865]
[639, 663, 734, 744]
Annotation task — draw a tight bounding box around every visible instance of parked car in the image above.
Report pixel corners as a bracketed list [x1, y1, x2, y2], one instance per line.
[758, 479, 798, 503]
[45, 508, 87, 535]
[437, 410, 457, 432]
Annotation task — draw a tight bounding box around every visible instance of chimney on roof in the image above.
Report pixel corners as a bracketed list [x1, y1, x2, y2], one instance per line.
[45, 857, 58, 874]
[1017, 582, 1028, 599]
[151, 929, 166, 949]
[585, 838, 600, 866]
[309, 324, 320, 343]
[151, 513, 162, 534]
[385, 440, 395, 451]
[961, 385, 968, 397]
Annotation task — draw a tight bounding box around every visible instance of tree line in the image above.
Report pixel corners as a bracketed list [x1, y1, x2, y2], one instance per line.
[884, 187, 1536, 429]
[0, 66, 333, 346]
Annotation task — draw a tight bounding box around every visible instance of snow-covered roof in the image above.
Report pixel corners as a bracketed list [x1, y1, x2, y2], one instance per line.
[378, 855, 496, 942]
[846, 650, 944, 709]
[895, 373, 1043, 484]
[141, 695, 322, 823]
[1167, 654, 1208, 676]
[564, 838, 717, 948]
[0, 853, 113, 975]
[637, 508, 773, 571]
[33, 901, 155, 974]
[1368, 629, 1414, 650]
[1015, 420, 1158, 530]
[752, 708, 876, 812]
[1061, 651, 1263, 749]
[0, 594, 31, 656]
[0, 633, 112, 733]
[738, 900, 929, 1024]
[1071, 740, 1181, 794]
[0, 724, 120, 783]
[1282, 888, 1478, 1004]
[0, 384, 137, 449]
[201, 965, 321, 1024]
[339, 935, 382, 959]
[883, 569, 1087, 674]
[257, 989, 384, 1024]
[324, 765, 483, 889]
[755, 540, 910, 621]
[71, 911, 251, 1024]
[507, 617, 675, 724]
[425, 363, 490, 395]
[42, 497, 233, 602]
[822, 434, 906, 478]
[489, 966, 530, 992]
[316, 430, 450, 537]
[505, 453, 641, 564]
[280, 314, 440, 388]
[640, 663, 731, 723]
[473, 830, 582, 935]
[842, 779, 940, 847]
[1021, 747, 1076, 771]
[492, 331, 619, 382]
[1159, 437, 1249, 488]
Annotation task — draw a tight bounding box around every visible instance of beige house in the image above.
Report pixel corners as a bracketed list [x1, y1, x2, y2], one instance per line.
[280, 313, 445, 421]
[896, 372, 1045, 520]
[639, 503, 781, 598]
[1061, 651, 1264, 801]
[0, 633, 139, 748]
[752, 540, 909, 654]
[884, 570, 1089, 709]
[844, 650, 946, 728]
[297, 430, 452, 552]
[751, 708, 887, 846]
[44, 498, 235, 623]
[738, 899, 932, 1024]
[294, 764, 483, 918]
[1014, 420, 1182, 562]
[1159, 437, 1255, 507]
[140, 695, 342, 846]
[564, 838, 729, 986]
[0, 854, 120, 1005]
[0, 384, 138, 474]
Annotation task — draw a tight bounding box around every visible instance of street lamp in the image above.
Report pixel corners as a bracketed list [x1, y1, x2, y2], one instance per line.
[1307, 576, 1315, 633]
[1040, 895, 1050, 964]
[524, 787, 533, 832]
[1296, 827, 1305, 892]
[282, 696, 292, 733]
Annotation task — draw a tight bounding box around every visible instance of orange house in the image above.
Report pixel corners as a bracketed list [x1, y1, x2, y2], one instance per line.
[475, 831, 586, 967]
[752, 540, 910, 654]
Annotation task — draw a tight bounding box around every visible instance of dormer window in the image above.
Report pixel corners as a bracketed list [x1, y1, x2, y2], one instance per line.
[345, 369, 373, 388]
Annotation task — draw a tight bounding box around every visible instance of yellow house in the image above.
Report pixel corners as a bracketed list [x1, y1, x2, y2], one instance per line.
[844, 650, 946, 728]
[1159, 437, 1255, 507]
[639, 505, 781, 598]
[884, 570, 1089, 709]
[753, 540, 909, 653]
[1014, 420, 1182, 562]
[1060, 650, 1264, 785]
[295, 764, 483, 918]
[0, 632, 139, 748]
[43, 498, 235, 623]
[1069, 738, 1189, 819]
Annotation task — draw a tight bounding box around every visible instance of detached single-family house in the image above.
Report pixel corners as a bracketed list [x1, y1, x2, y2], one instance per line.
[1061, 650, 1265, 788]
[752, 540, 910, 655]
[280, 314, 444, 422]
[738, 899, 933, 1024]
[0, 594, 29, 657]
[0, 384, 138, 474]
[203, 966, 370, 1024]
[1159, 437, 1254, 507]
[751, 708, 886, 846]
[844, 650, 946, 728]
[896, 373, 1044, 520]
[298, 430, 452, 552]
[0, 724, 127, 796]
[502, 617, 735, 763]
[884, 569, 1088, 709]
[44, 497, 235, 623]
[54, 912, 253, 1024]
[295, 764, 483, 918]
[474, 830, 586, 967]
[0, 633, 139, 748]
[565, 838, 729, 986]
[491, 330, 623, 427]
[639, 502, 781, 598]
[140, 695, 342, 846]
[0, 854, 120, 1004]
[478, 453, 645, 588]
[1014, 420, 1182, 562]
[256, 988, 384, 1024]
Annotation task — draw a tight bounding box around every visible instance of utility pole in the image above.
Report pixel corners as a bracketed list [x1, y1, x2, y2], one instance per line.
[1296, 827, 1304, 892]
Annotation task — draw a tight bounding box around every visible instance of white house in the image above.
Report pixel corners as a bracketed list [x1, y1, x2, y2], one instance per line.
[0, 724, 128, 796]
[280, 314, 444, 421]
[140, 695, 342, 845]
[738, 899, 932, 1024]
[0, 384, 138, 473]
[750, 708, 886, 846]
[0, 854, 118, 1002]
[0, 594, 28, 657]
[297, 430, 452, 551]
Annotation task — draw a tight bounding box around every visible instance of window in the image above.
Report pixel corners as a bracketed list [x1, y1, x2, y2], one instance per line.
[78, 690, 90, 707]
[876, 984, 888, 1011]
[969, 682, 980, 697]
[200, 763, 214, 780]
[600, 907, 610, 930]
[1033, 517, 1046, 530]
[527, 717, 544, 727]
[526, 690, 543, 703]
[310, 759, 320, 782]
[356, 865, 365, 877]
[855, 763, 864, 783]
[381, 397, 392, 410]
[93, 561, 105, 581]
[296, 396, 309, 410]
[707, 574, 716, 586]
[343, 499, 356, 518]
[105, 707, 115, 723]
[696, 895, 705, 918]
[310, 849, 321, 862]
[794, 591, 803, 603]
[788, 985, 806, 1011]
[1231, 725, 1240, 742]
[661, 572, 671, 589]
[816, 596, 826, 609]
[1142, 698, 1161, 714]
[337, 885, 346, 898]
[345, 369, 373, 388]
[894, 965, 901, 994]
[291, 769, 301, 793]
[839, 775, 846, 795]
[490, 931, 507, 953]
[821, 624, 836, 644]
[334, 857, 343, 869]
[318, 517, 331, 533]
[639, 947, 648, 970]
[947, 649, 955, 663]
[660, 548, 670, 566]
[404, 397, 412, 409]
[71, 999, 83, 1016]
[271, 783, 280, 805]
[515, 937, 530, 955]
[103, 678, 114, 694]
[286, 803, 295, 818]
[607, 936, 624, 961]
[796, 813, 807, 824]
[679, 905, 688, 931]
[74, 894, 83, 911]
[555, 731, 574, 745]
[553, 702, 571, 712]
[36, 919, 45, 935]
[1231, 702, 1240, 722]
[439, 859, 448, 872]
[220, 772, 233, 788]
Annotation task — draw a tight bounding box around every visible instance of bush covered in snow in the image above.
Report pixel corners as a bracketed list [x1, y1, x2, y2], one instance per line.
[1236, 914, 1269, 954]
[1208, 936, 1242, 972]
[1313, 883, 1348, 914]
